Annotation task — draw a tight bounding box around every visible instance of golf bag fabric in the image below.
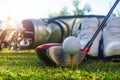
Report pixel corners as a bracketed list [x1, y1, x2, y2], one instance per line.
[22, 18, 76, 48]
[103, 17, 120, 57]
[77, 17, 102, 57]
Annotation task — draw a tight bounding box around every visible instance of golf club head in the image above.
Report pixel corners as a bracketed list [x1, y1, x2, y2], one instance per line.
[36, 43, 62, 66]
[47, 46, 86, 67]
[36, 43, 86, 66]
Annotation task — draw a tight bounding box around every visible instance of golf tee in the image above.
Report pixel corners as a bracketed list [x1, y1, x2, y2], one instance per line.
[70, 54, 74, 69]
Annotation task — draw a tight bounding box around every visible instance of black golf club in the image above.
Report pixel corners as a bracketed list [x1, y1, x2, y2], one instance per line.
[81, 0, 120, 54]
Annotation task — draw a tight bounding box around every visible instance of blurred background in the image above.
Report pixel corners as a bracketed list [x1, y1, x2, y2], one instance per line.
[0, 0, 120, 50]
[0, 0, 120, 21]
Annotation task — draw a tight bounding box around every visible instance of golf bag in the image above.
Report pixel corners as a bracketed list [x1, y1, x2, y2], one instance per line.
[103, 17, 120, 58]
[22, 15, 104, 47]
[22, 18, 72, 48]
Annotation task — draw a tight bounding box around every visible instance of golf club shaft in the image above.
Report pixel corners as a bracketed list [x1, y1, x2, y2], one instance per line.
[82, 0, 120, 53]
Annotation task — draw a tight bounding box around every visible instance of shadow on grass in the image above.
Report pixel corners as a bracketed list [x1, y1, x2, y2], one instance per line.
[78, 58, 120, 73]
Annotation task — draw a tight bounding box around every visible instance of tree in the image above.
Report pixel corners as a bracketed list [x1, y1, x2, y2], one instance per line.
[72, 0, 84, 15]
[83, 3, 92, 13]
[48, 13, 58, 18]
[48, 0, 92, 17]
[48, 6, 70, 17]
[58, 7, 70, 16]
[73, 0, 92, 15]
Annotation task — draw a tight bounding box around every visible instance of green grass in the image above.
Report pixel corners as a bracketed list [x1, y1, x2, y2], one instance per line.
[0, 49, 120, 80]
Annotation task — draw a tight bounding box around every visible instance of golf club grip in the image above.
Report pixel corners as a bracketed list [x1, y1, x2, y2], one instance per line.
[83, 0, 120, 53]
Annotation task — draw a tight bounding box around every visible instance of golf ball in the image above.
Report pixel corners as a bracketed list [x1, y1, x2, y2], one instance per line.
[62, 36, 81, 54]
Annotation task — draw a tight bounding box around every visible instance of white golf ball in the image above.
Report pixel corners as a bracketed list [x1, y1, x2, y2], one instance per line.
[62, 36, 81, 54]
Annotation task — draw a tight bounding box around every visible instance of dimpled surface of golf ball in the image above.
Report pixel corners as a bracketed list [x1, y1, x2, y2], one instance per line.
[62, 36, 81, 54]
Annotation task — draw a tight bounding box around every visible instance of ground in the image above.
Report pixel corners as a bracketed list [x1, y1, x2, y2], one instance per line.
[0, 48, 120, 80]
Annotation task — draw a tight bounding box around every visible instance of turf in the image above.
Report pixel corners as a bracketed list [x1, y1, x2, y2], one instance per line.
[0, 49, 120, 80]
